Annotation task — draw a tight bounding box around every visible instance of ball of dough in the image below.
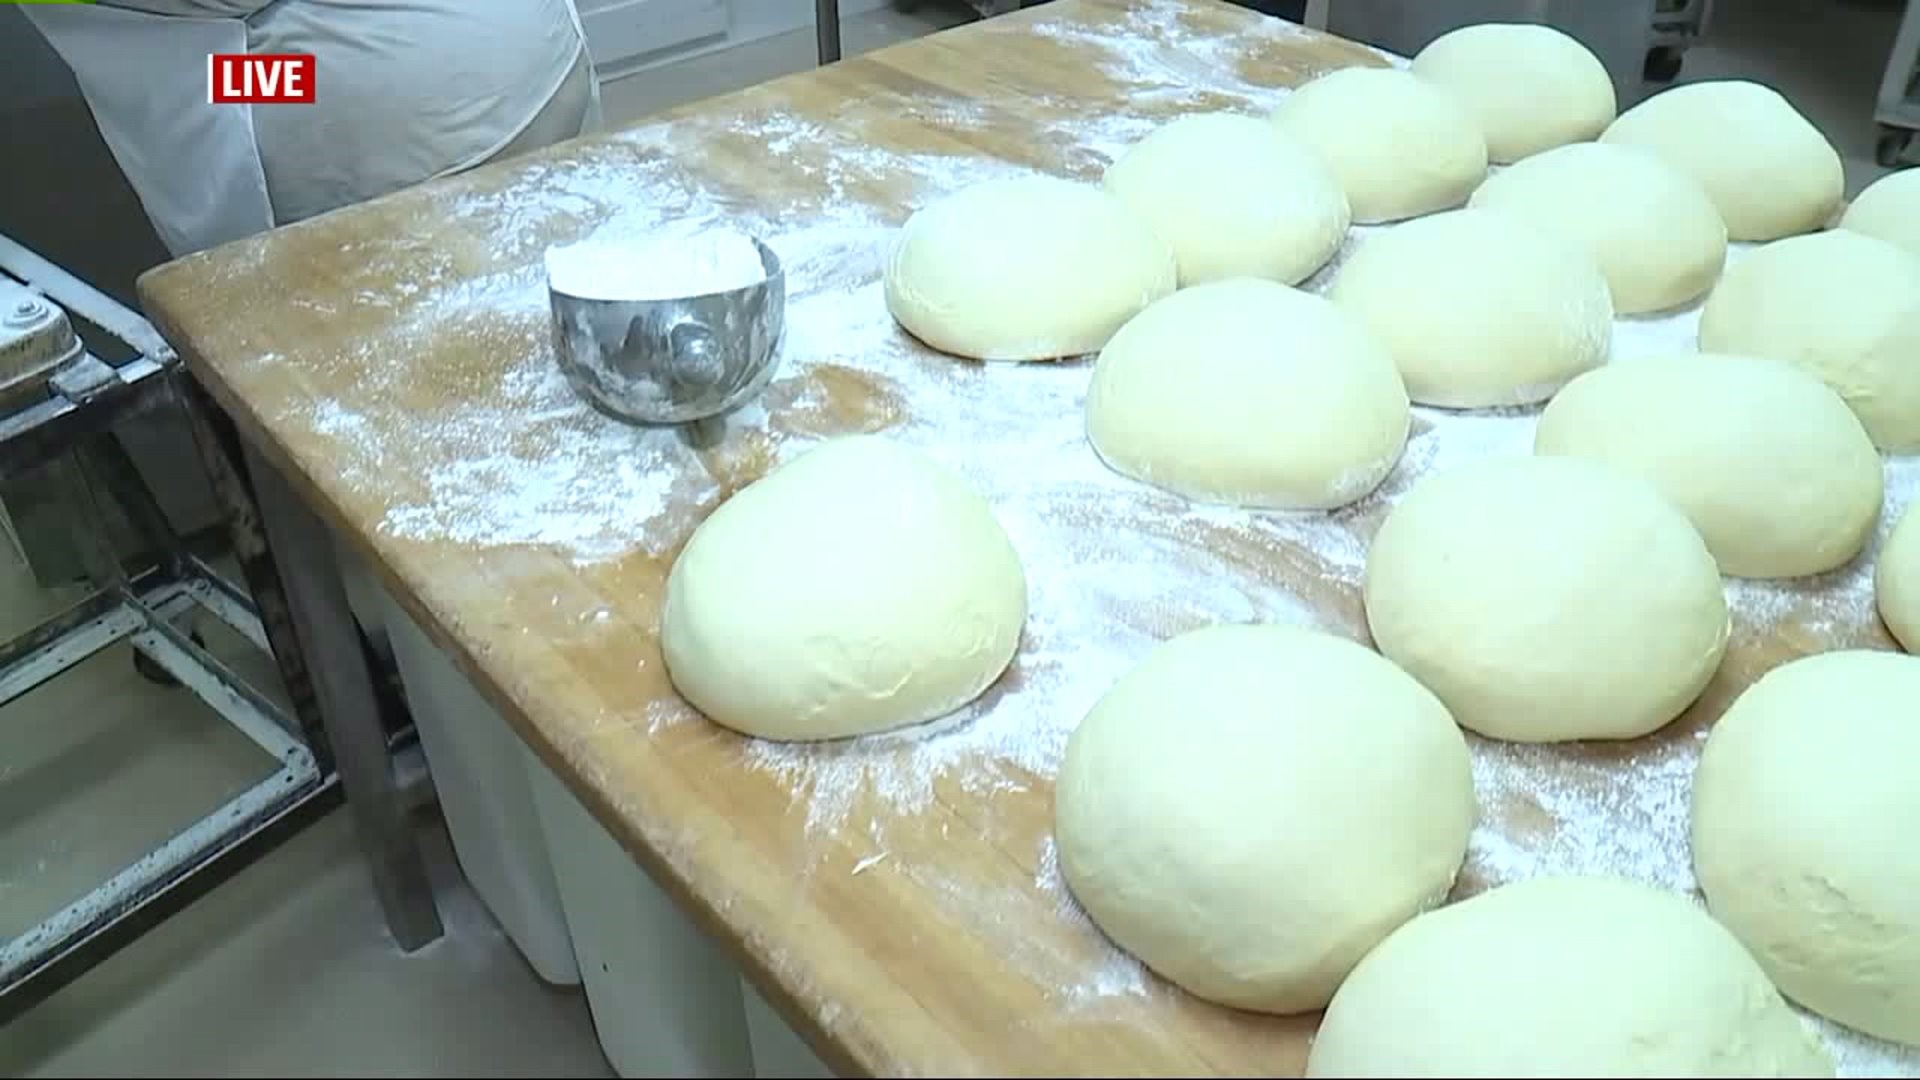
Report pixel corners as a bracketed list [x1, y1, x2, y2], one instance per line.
[1055, 623, 1475, 1015]
[1364, 455, 1728, 743]
[661, 435, 1027, 742]
[1877, 505, 1920, 652]
[1102, 112, 1351, 287]
[1468, 141, 1727, 314]
[1600, 80, 1843, 242]
[1698, 229, 1920, 451]
[1305, 875, 1837, 1078]
[1692, 649, 1920, 1048]
[884, 175, 1177, 361]
[1840, 166, 1920, 258]
[1535, 353, 1883, 579]
[1411, 23, 1616, 165]
[1086, 278, 1410, 510]
[1328, 208, 1613, 408]
[1269, 66, 1489, 224]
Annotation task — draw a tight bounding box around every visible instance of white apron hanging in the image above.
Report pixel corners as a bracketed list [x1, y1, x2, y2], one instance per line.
[22, 5, 276, 258]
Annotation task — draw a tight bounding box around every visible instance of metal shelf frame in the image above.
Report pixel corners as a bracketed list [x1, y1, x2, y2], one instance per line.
[0, 233, 441, 1027]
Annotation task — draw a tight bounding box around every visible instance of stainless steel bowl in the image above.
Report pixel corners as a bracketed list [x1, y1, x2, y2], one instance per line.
[547, 237, 785, 426]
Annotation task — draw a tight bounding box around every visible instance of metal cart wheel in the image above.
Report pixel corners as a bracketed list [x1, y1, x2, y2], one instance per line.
[1876, 126, 1915, 169]
[1643, 45, 1685, 84]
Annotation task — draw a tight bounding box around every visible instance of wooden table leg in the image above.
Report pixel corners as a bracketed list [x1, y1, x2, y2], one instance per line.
[176, 378, 444, 951]
[815, 0, 842, 65]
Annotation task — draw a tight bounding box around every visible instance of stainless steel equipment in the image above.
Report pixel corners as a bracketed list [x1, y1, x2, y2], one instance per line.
[1874, 0, 1920, 166]
[0, 232, 439, 1024]
[548, 236, 786, 442]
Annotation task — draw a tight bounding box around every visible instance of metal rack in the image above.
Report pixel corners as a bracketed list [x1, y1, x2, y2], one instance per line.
[1875, 0, 1920, 166]
[0, 234, 363, 1024]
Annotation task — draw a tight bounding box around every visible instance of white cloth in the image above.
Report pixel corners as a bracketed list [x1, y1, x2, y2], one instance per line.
[24, 0, 590, 257]
[23, 5, 272, 257]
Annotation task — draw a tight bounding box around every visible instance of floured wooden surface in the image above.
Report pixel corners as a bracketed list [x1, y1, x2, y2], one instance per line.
[138, 0, 1917, 1074]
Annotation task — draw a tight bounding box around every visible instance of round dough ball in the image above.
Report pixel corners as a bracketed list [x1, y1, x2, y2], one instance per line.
[1269, 66, 1489, 224]
[1535, 353, 1883, 579]
[1698, 229, 1920, 451]
[1877, 505, 1920, 652]
[1840, 166, 1920, 258]
[884, 175, 1177, 361]
[1692, 649, 1920, 1047]
[1103, 112, 1351, 287]
[1600, 80, 1844, 242]
[1468, 141, 1727, 314]
[1055, 623, 1475, 1014]
[1328, 208, 1613, 408]
[661, 435, 1027, 742]
[1411, 23, 1616, 165]
[1364, 455, 1729, 743]
[1306, 875, 1837, 1078]
[1086, 278, 1410, 510]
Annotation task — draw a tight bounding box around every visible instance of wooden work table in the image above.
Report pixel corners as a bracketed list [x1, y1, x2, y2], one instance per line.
[136, 1, 1900, 1075]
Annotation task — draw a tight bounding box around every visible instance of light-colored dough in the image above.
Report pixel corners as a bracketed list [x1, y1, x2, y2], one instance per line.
[1306, 875, 1837, 1078]
[1692, 649, 1920, 1048]
[1468, 141, 1727, 314]
[1535, 353, 1883, 579]
[1054, 623, 1475, 1015]
[884, 175, 1176, 361]
[1102, 112, 1350, 287]
[1328, 208, 1612, 408]
[1364, 455, 1728, 743]
[1268, 66, 1489, 224]
[1411, 23, 1616, 164]
[1600, 80, 1843, 242]
[1840, 167, 1920, 258]
[661, 435, 1027, 742]
[1877, 504, 1920, 652]
[1698, 229, 1920, 451]
[1086, 278, 1410, 510]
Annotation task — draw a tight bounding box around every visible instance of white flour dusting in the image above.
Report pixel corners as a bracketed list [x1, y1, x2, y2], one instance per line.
[265, 0, 1920, 1066]
[544, 227, 766, 300]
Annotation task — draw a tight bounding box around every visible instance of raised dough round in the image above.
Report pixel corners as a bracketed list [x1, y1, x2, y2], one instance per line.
[1535, 353, 1883, 579]
[1698, 228, 1920, 451]
[1328, 208, 1613, 407]
[1692, 649, 1920, 1048]
[1103, 112, 1351, 287]
[1305, 875, 1837, 1078]
[1840, 167, 1920, 258]
[1600, 80, 1843, 242]
[1364, 455, 1729, 743]
[1468, 141, 1727, 313]
[661, 435, 1027, 742]
[1877, 505, 1920, 652]
[1054, 623, 1475, 1015]
[884, 175, 1177, 361]
[1411, 23, 1616, 164]
[1086, 278, 1410, 510]
[1268, 66, 1489, 224]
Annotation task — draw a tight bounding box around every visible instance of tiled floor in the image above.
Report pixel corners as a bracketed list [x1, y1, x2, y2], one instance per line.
[3, 0, 1913, 1075]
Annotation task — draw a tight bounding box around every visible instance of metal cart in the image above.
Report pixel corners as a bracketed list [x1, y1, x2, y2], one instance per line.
[1875, 0, 1920, 166]
[0, 233, 440, 1025]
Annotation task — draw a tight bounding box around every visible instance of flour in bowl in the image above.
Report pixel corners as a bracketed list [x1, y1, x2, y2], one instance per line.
[544, 227, 766, 301]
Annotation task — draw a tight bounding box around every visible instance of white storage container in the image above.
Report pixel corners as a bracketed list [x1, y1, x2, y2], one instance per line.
[378, 589, 580, 985]
[741, 974, 837, 1078]
[524, 748, 755, 1078]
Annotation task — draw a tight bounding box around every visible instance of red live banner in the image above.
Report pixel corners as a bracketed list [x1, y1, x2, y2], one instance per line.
[208, 54, 315, 104]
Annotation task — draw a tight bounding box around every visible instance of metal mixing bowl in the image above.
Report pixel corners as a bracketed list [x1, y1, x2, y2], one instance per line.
[547, 237, 785, 426]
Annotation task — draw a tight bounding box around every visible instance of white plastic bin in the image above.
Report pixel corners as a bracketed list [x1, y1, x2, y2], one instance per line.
[741, 974, 837, 1078]
[378, 588, 580, 985]
[523, 748, 755, 1078]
